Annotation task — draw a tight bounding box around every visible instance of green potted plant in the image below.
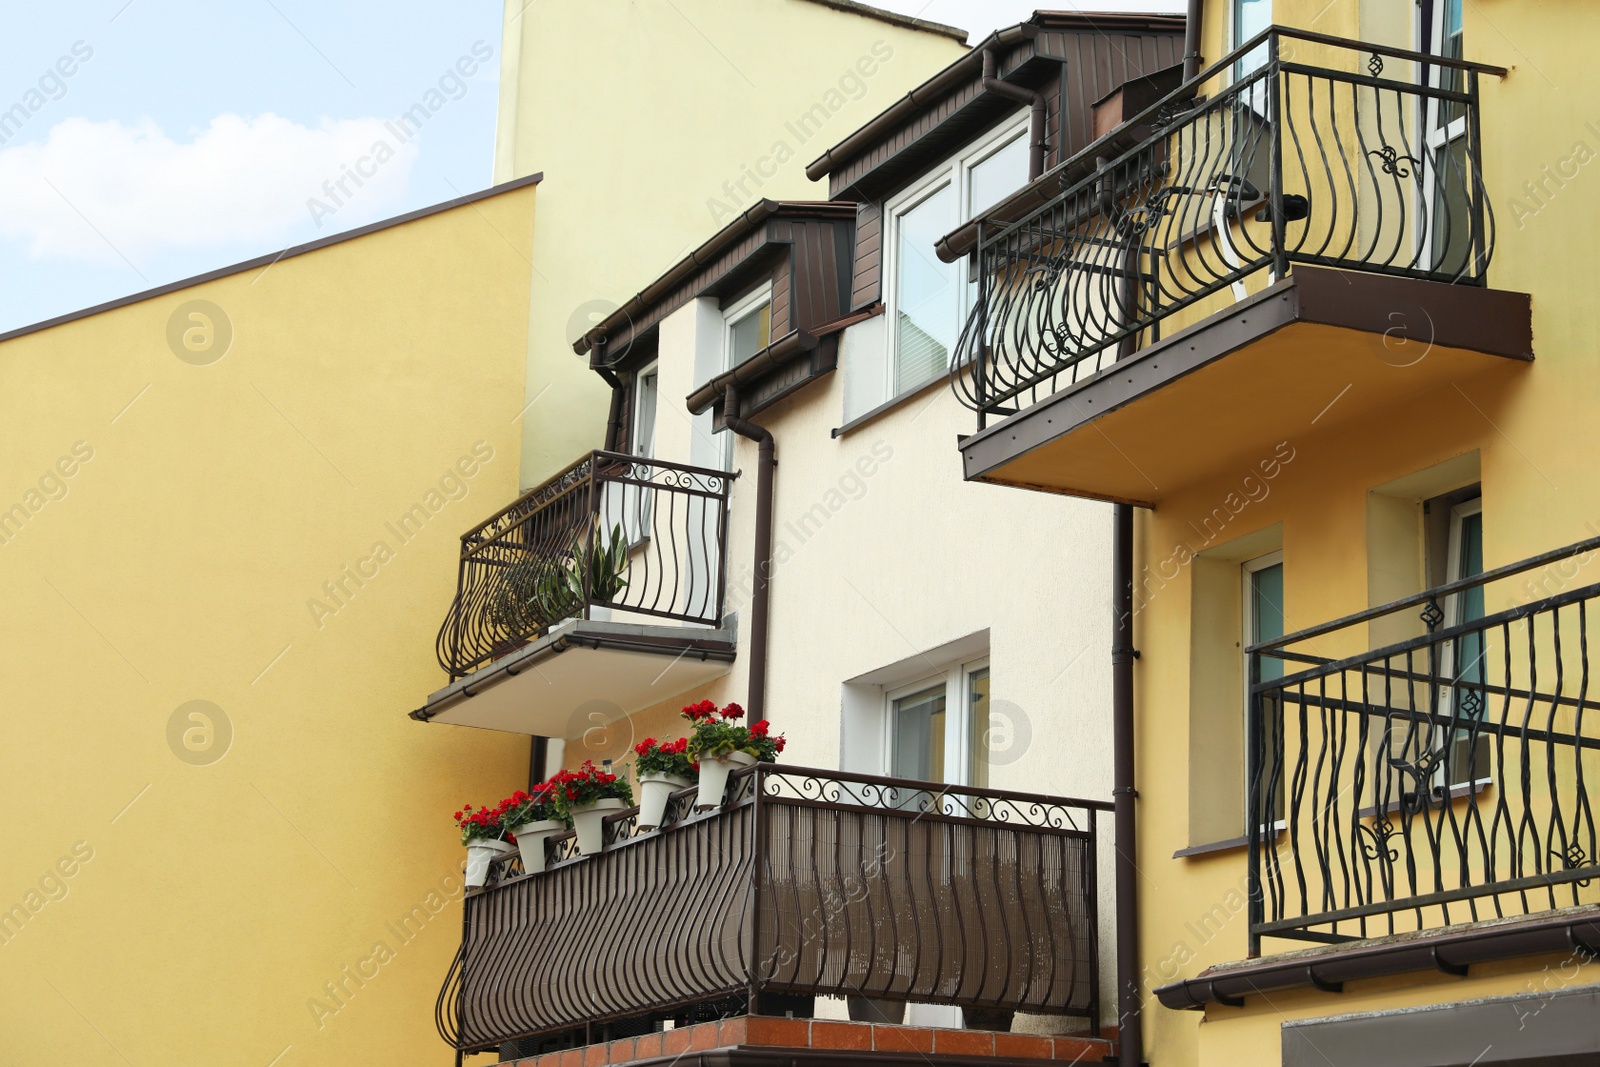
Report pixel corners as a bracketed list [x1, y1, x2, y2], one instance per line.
[683, 700, 785, 810]
[569, 523, 630, 606]
[499, 784, 566, 875]
[484, 523, 629, 646]
[632, 737, 697, 830]
[454, 803, 511, 887]
[550, 761, 634, 854]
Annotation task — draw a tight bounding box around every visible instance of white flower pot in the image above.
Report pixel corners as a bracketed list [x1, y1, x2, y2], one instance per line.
[464, 838, 513, 888]
[509, 819, 566, 875]
[695, 750, 757, 810]
[637, 772, 693, 830]
[570, 797, 627, 854]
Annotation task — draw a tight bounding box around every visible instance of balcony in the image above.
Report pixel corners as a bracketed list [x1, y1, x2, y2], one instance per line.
[414, 451, 735, 734]
[434, 764, 1109, 1059]
[1159, 538, 1600, 1008]
[949, 28, 1531, 505]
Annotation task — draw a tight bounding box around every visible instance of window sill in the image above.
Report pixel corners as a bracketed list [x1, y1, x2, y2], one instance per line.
[1174, 825, 1284, 859]
[831, 374, 947, 439]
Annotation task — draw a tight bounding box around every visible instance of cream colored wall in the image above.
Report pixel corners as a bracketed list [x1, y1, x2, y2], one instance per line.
[0, 185, 537, 1066]
[1133, 2, 1600, 1063]
[491, 0, 967, 488]
[568, 296, 1120, 1030]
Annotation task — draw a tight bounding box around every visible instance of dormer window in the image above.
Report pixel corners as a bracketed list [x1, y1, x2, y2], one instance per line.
[885, 119, 1030, 397]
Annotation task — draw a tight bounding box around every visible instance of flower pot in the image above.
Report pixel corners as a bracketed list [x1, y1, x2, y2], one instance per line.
[509, 819, 566, 875]
[847, 996, 905, 1025]
[464, 838, 513, 888]
[570, 797, 627, 854]
[695, 750, 758, 810]
[636, 772, 693, 830]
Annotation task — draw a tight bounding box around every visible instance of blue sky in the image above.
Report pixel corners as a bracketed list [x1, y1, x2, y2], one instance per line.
[0, 0, 1177, 336]
[0, 0, 504, 334]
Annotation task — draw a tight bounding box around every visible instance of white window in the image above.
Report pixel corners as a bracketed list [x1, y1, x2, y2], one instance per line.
[1233, 0, 1271, 81]
[886, 657, 991, 787]
[724, 285, 772, 370]
[713, 286, 772, 468]
[615, 363, 660, 544]
[631, 363, 658, 459]
[884, 119, 1030, 398]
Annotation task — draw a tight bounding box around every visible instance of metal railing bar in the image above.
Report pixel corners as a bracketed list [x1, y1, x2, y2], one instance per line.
[1252, 536, 1600, 654]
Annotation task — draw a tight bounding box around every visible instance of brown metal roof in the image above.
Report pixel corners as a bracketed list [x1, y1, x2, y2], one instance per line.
[805, 11, 1186, 184]
[574, 200, 856, 359]
[797, 0, 967, 43]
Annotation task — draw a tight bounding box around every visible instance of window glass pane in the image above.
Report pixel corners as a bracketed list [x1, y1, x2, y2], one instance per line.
[1234, 0, 1271, 79]
[1248, 558, 1285, 824]
[894, 183, 959, 394]
[633, 370, 657, 458]
[1429, 135, 1472, 277]
[968, 135, 1029, 219]
[967, 668, 991, 788]
[729, 301, 771, 367]
[892, 685, 946, 783]
[1450, 506, 1487, 780]
[1250, 562, 1284, 683]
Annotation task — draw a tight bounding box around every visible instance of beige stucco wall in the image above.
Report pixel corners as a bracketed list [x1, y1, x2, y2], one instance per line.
[491, 0, 968, 489]
[0, 184, 538, 1065]
[1130, 1, 1600, 1064]
[565, 295, 1119, 1031]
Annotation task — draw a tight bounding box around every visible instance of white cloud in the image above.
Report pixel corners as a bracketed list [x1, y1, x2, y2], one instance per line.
[0, 113, 420, 266]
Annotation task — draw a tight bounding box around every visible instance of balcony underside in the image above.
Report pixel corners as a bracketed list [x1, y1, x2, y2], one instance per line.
[412, 618, 734, 734]
[959, 267, 1533, 506]
[1156, 904, 1600, 1011]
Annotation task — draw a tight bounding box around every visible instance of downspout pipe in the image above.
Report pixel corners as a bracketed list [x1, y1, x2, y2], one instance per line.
[1182, 0, 1204, 81]
[981, 49, 1047, 180]
[594, 344, 627, 453]
[1111, 503, 1143, 1067]
[722, 383, 774, 722]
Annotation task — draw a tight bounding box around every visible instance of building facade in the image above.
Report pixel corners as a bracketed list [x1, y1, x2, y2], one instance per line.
[0, 179, 540, 1066]
[946, 0, 1600, 1064]
[490, 0, 969, 488]
[418, 13, 1187, 1064]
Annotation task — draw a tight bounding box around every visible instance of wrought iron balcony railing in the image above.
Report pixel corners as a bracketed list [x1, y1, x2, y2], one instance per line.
[435, 450, 732, 680]
[951, 27, 1504, 426]
[1247, 537, 1600, 955]
[434, 764, 1109, 1056]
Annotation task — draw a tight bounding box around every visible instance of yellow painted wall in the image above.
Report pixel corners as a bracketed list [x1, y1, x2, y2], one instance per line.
[491, 0, 968, 488]
[0, 184, 538, 1066]
[1131, 1, 1600, 1064]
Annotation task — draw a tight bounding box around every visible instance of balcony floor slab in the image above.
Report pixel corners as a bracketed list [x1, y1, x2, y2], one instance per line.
[413, 618, 735, 735]
[960, 266, 1533, 506]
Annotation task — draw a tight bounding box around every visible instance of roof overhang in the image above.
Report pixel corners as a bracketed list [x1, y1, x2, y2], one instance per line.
[412, 619, 735, 735]
[575, 200, 856, 362]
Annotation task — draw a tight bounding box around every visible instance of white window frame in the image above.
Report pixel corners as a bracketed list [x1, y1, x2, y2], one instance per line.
[631, 361, 659, 459]
[716, 285, 772, 468]
[1231, 0, 1272, 84]
[722, 284, 773, 370]
[883, 655, 991, 788]
[882, 115, 1030, 399]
